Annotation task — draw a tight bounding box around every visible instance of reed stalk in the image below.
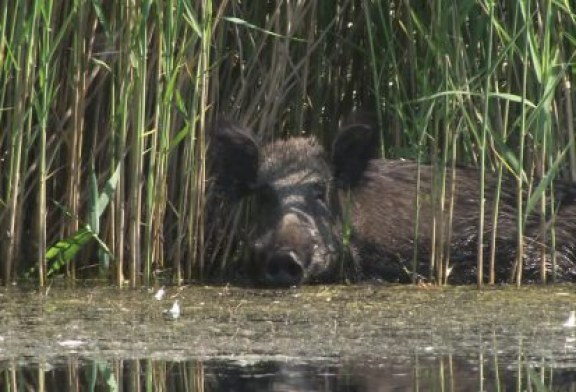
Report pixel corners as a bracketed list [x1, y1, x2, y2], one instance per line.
[35, 0, 56, 287]
[477, 0, 495, 288]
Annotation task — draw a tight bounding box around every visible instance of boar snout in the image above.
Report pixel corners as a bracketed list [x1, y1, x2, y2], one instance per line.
[256, 212, 313, 287]
[264, 250, 305, 287]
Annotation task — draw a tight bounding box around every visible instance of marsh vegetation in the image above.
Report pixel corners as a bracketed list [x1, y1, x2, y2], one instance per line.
[0, 1, 575, 287]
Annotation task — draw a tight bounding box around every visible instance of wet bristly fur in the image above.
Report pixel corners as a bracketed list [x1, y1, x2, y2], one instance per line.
[345, 161, 576, 283]
[211, 118, 576, 285]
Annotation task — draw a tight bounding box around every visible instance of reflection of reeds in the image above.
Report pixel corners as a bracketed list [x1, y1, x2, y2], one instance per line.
[0, 352, 567, 391]
[0, 1, 574, 286]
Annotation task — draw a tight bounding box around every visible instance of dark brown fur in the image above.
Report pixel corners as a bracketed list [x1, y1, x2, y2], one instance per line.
[345, 160, 576, 283]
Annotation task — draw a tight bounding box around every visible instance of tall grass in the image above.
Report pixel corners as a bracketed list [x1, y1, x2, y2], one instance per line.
[0, 0, 574, 287]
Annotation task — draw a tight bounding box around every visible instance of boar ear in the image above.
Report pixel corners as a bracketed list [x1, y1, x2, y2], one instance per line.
[331, 118, 379, 188]
[211, 120, 259, 198]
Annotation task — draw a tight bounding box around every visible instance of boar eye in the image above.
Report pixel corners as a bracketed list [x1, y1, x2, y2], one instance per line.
[254, 184, 278, 206]
[312, 182, 327, 201]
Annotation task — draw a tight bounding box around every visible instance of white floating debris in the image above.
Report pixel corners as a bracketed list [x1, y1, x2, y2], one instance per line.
[154, 286, 166, 301]
[164, 299, 181, 320]
[57, 340, 86, 348]
[563, 311, 576, 328]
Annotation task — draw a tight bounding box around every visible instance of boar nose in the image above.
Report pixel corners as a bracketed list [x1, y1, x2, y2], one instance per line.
[265, 250, 304, 287]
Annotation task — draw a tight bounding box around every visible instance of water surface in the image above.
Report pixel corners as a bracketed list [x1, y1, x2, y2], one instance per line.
[1, 284, 576, 390]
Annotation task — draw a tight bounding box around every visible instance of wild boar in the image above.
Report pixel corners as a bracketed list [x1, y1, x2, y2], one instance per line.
[211, 118, 576, 286]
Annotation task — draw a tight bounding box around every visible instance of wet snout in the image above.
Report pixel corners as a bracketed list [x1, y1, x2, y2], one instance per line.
[261, 213, 310, 287]
[265, 249, 305, 287]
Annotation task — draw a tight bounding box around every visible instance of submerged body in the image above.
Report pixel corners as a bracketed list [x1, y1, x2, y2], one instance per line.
[345, 160, 576, 283]
[212, 119, 576, 286]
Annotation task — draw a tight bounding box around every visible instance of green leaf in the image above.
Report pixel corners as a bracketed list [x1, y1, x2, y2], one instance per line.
[46, 227, 94, 276]
[525, 143, 572, 216]
[45, 162, 121, 275]
[97, 161, 122, 217]
[223, 16, 306, 42]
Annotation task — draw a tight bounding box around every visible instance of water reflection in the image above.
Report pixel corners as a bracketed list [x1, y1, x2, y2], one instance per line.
[2, 353, 576, 391]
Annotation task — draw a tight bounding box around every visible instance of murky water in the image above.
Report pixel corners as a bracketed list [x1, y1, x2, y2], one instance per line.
[1, 284, 576, 390]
